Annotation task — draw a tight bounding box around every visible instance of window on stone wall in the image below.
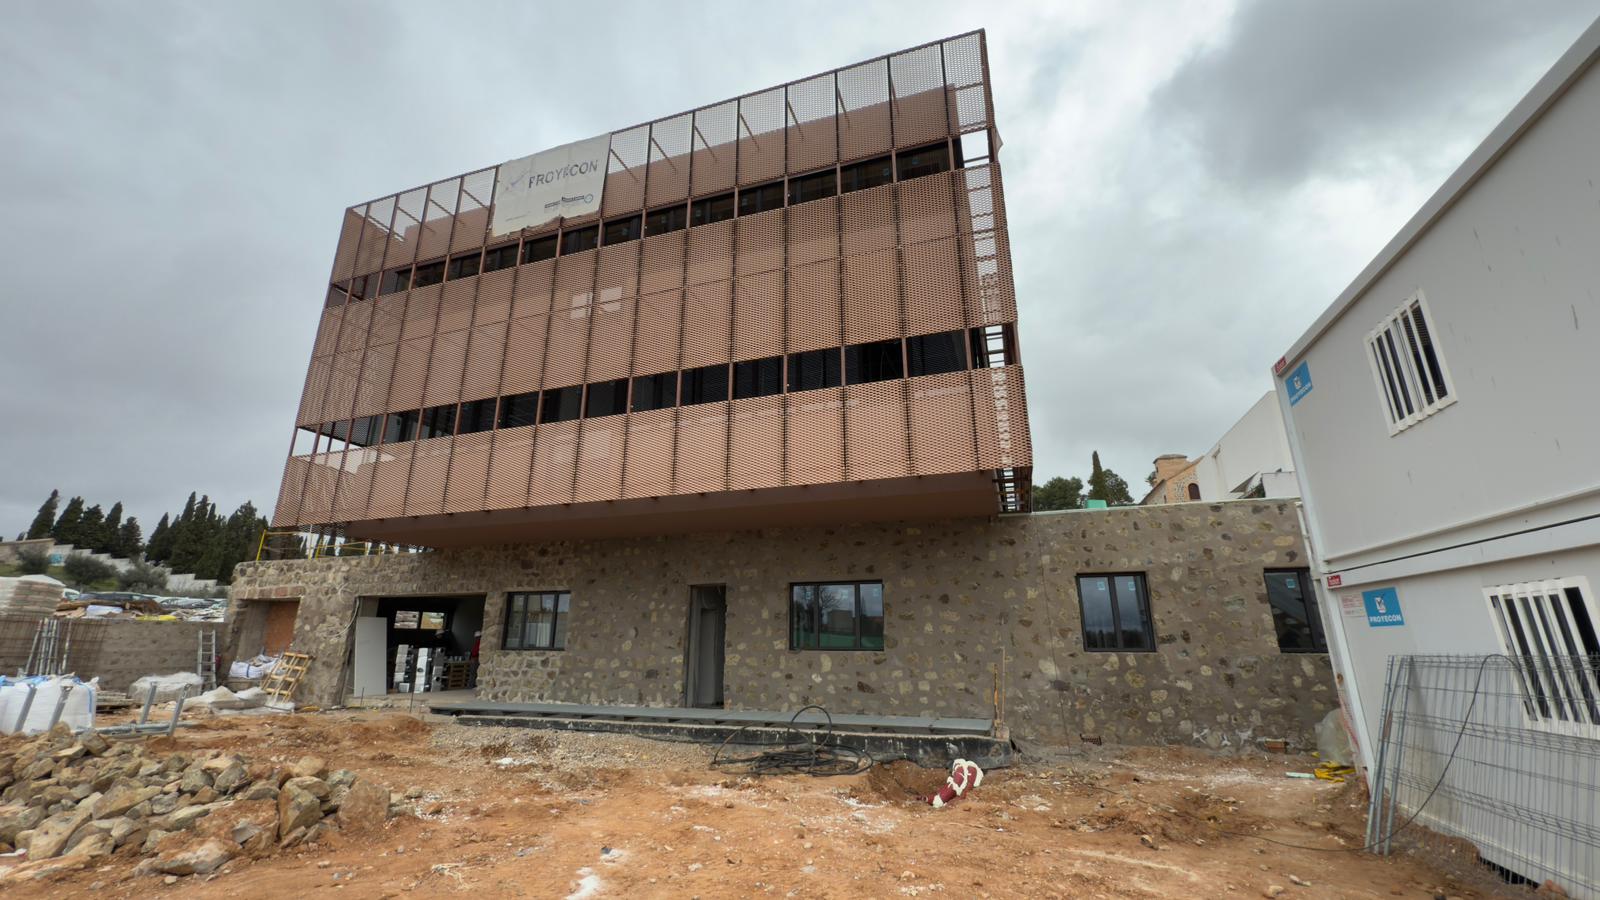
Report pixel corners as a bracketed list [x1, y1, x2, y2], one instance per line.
[1265, 568, 1326, 652]
[790, 581, 884, 651]
[503, 591, 570, 650]
[1077, 573, 1155, 651]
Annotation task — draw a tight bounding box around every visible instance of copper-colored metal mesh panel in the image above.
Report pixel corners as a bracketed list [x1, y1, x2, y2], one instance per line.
[451, 170, 495, 253]
[297, 452, 341, 524]
[942, 33, 990, 135]
[421, 330, 467, 407]
[354, 198, 395, 279]
[845, 381, 911, 481]
[956, 163, 1006, 236]
[331, 448, 377, 521]
[573, 416, 625, 503]
[296, 358, 331, 427]
[271, 457, 308, 528]
[404, 437, 451, 516]
[389, 337, 432, 412]
[908, 370, 977, 474]
[842, 184, 897, 253]
[734, 208, 783, 276]
[321, 350, 361, 422]
[674, 404, 728, 494]
[736, 87, 786, 186]
[728, 395, 784, 490]
[903, 237, 965, 335]
[603, 126, 648, 217]
[622, 408, 676, 499]
[417, 181, 457, 261]
[785, 390, 844, 486]
[331, 208, 365, 283]
[334, 300, 369, 354]
[837, 61, 892, 163]
[973, 365, 1031, 470]
[786, 259, 841, 353]
[462, 322, 506, 401]
[899, 171, 958, 245]
[733, 271, 783, 361]
[690, 101, 738, 197]
[311, 308, 343, 358]
[554, 249, 598, 303]
[596, 242, 640, 297]
[633, 289, 683, 375]
[475, 267, 514, 325]
[366, 445, 412, 519]
[842, 249, 900, 343]
[787, 196, 839, 267]
[586, 295, 634, 382]
[501, 316, 548, 396]
[485, 426, 535, 510]
[370, 295, 405, 345]
[685, 219, 733, 286]
[402, 284, 442, 340]
[640, 231, 686, 295]
[529, 421, 579, 505]
[444, 431, 493, 513]
[681, 281, 732, 367]
[385, 188, 427, 269]
[352, 342, 396, 417]
[890, 45, 950, 148]
[438, 278, 476, 333]
[544, 307, 589, 390]
[646, 113, 692, 207]
[787, 74, 838, 173]
[512, 258, 556, 318]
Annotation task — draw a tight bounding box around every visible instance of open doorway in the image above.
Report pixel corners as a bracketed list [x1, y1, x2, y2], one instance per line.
[685, 585, 726, 708]
[355, 595, 485, 697]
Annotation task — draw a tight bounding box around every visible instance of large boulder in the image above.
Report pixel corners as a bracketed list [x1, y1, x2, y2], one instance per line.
[277, 785, 321, 839]
[93, 783, 159, 819]
[153, 839, 237, 876]
[335, 779, 389, 833]
[24, 800, 96, 860]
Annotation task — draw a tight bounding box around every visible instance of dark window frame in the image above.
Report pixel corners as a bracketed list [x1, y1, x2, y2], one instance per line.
[603, 215, 642, 245]
[482, 243, 519, 273]
[680, 364, 730, 406]
[906, 330, 968, 377]
[691, 192, 735, 227]
[788, 348, 842, 392]
[733, 356, 783, 400]
[522, 234, 558, 264]
[457, 397, 497, 435]
[539, 385, 583, 424]
[1264, 568, 1327, 653]
[630, 372, 677, 412]
[845, 338, 905, 384]
[560, 225, 599, 255]
[895, 142, 951, 180]
[446, 251, 481, 281]
[412, 260, 445, 288]
[788, 580, 885, 651]
[1076, 573, 1156, 652]
[502, 590, 570, 651]
[840, 155, 893, 194]
[646, 204, 688, 235]
[737, 181, 785, 217]
[788, 169, 837, 205]
[584, 378, 629, 419]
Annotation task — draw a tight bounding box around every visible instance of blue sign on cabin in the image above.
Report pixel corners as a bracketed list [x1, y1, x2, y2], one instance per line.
[1287, 361, 1313, 406]
[1362, 587, 1404, 627]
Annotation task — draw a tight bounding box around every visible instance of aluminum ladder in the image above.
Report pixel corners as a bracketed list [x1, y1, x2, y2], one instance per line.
[197, 628, 218, 690]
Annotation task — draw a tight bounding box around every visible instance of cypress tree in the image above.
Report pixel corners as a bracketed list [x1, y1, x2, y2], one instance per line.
[117, 517, 144, 559]
[80, 505, 105, 554]
[147, 513, 173, 563]
[102, 502, 124, 554]
[52, 497, 85, 546]
[26, 490, 60, 540]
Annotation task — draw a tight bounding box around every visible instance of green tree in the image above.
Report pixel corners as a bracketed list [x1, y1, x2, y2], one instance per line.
[1032, 476, 1085, 511]
[79, 505, 106, 554]
[51, 496, 85, 545]
[26, 489, 60, 540]
[116, 517, 144, 559]
[15, 546, 51, 575]
[1086, 451, 1135, 507]
[62, 552, 116, 588]
[117, 557, 169, 593]
[101, 502, 124, 555]
[146, 513, 173, 563]
[263, 530, 308, 560]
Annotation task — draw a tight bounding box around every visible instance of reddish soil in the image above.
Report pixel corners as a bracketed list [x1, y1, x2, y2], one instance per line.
[5, 710, 1520, 898]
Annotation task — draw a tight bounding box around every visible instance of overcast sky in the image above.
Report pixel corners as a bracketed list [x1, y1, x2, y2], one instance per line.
[1, 0, 1594, 537]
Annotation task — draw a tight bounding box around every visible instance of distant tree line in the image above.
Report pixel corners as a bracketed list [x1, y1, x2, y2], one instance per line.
[1031, 451, 1136, 511]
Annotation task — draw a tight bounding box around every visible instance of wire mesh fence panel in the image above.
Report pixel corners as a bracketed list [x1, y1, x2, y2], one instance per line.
[737, 87, 786, 187]
[735, 207, 784, 277]
[890, 44, 949, 148]
[842, 183, 898, 254]
[674, 404, 729, 495]
[844, 382, 911, 481]
[573, 415, 626, 504]
[330, 450, 377, 521]
[837, 59, 892, 163]
[903, 237, 966, 336]
[786, 259, 842, 354]
[728, 394, 785, 490]
[352, 342, 396, 418]
[973, 365, 1029, 471]
[841, 249, 900, 344]
[417, 181, 456, 262]
[475, 265, 515, 325]
[335, 301, 371, 354]
[370, 295, 406, 345]
[899, 171, 959, 245]
[421, 330, 468, 408]
[787, 195, 840, 267]
[604, 125, 649, 217]
[512, 258, 556, 319]
[320, 350, 362, 424]
[366, 443, 414, 519]
[444, 431, 494, 514]
[438, 278, 477, 334]
[529, 420, 580, 505]
[681, 281, 733, 368]
[272, 457, 310, 528]
[640, 230, 687, 295]
[686, 219, 735, 286]
[462, 322, 507, 402]
[909, 370, 978, 474]
[452, 169, 495, 254]
[633, 289, 684, 376]
[297, 357, 334, 426]
[402, 284, 443, 340]
[785, 389, 845, 486]
[355, 197, 396, 281]
[647, 113, 693, 208]
[1369, 654, 1600, 896]
[733, 271, 784, 361]
[691, 101, 739, 198]
[942, 33, 989, 135]
[622, 408, 676, 499]
[787, 74, 838, 174]
[331, 208, 365, 284]
[485, 426, 536, 510]
[404, 436, 452, 517]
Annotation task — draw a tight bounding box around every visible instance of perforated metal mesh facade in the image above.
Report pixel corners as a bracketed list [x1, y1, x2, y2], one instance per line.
[275, 31, 1030, 535]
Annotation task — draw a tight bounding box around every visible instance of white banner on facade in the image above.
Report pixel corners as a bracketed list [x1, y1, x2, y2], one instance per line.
[489, 133, 611, 236]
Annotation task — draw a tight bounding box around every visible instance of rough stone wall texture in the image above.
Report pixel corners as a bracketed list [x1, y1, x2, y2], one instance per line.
[0, 618, 213, 692]
[0, 540, 54, 565]
[229, 501, 1334, 748]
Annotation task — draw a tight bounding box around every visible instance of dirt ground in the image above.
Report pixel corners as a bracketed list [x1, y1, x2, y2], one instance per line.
[5, 710, 1521, 899]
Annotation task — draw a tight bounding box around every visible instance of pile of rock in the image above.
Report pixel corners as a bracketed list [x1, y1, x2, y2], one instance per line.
[0, 723, 391, 882]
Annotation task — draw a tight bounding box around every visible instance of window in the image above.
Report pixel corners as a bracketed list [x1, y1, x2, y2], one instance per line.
[1366, 291, 1453, 434]
[446, 252, 481, 281]
[789, 169, 837, 205]
[585, 378, 629, 418]
[350, 273, 376, 300]
[412, 260, 445, 288]
[733, 357, 783, 399]
[393, 610, 420, 629]
[787, 348, 841, 392]
[379, 268, 411, 296]
[790, 582, 884, 650]
[845, 339, 903, 384]
[631, 372, 677, 412]
[896, 143, 950, 180]
[603, 215, 641, 245]
[497, 392, 537, 429]
[418, 403, 456, 439]
[348, 414, 383, 447]
[906, 331, 967, 377]
[326, 282, 349, 308]
[419, 611, 446, 630]
[1264, 569, 1325, 652]
[840, 156, 892, 193]
[1077, 574, 1155, 651]
[503, 591, 570, 650]
[681, 364, 729, 405]
[738, 181, 784, 217]
[457, 398, 497, 435]
[1486, 578, 1600, 733]
[646, 205, 687, 235]
[383, 409, 419, 443]
[540, 386, 582, 424]
[321, 419, 350, 443]
[691, 193, 734, 227]
[561, 225, 599, 254]
[483, 243, 519, 273]
[969, 324, 1016, 368]
[523, 234, 558, 264]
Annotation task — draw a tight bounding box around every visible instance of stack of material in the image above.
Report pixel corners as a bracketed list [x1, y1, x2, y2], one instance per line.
[0, 577, 64, 619]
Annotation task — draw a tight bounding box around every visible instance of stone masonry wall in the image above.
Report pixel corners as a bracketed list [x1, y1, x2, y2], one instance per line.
[0, 619, 214, 693]
[228, 501, 1334, 748]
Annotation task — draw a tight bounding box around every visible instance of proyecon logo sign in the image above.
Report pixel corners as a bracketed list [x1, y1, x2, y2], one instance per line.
[490, 133, 611, 236]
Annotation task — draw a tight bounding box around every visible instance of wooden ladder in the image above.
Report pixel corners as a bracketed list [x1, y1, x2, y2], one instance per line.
[262, 651, 312, 705]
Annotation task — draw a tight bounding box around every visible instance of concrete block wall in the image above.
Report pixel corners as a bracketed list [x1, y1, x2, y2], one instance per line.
[0, 618, 213, 693]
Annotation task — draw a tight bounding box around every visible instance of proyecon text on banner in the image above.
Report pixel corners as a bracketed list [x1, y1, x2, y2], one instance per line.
[490, 134, 611, 236]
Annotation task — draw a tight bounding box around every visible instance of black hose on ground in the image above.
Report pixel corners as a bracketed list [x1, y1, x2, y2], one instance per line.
[709, 704, 873, 776]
